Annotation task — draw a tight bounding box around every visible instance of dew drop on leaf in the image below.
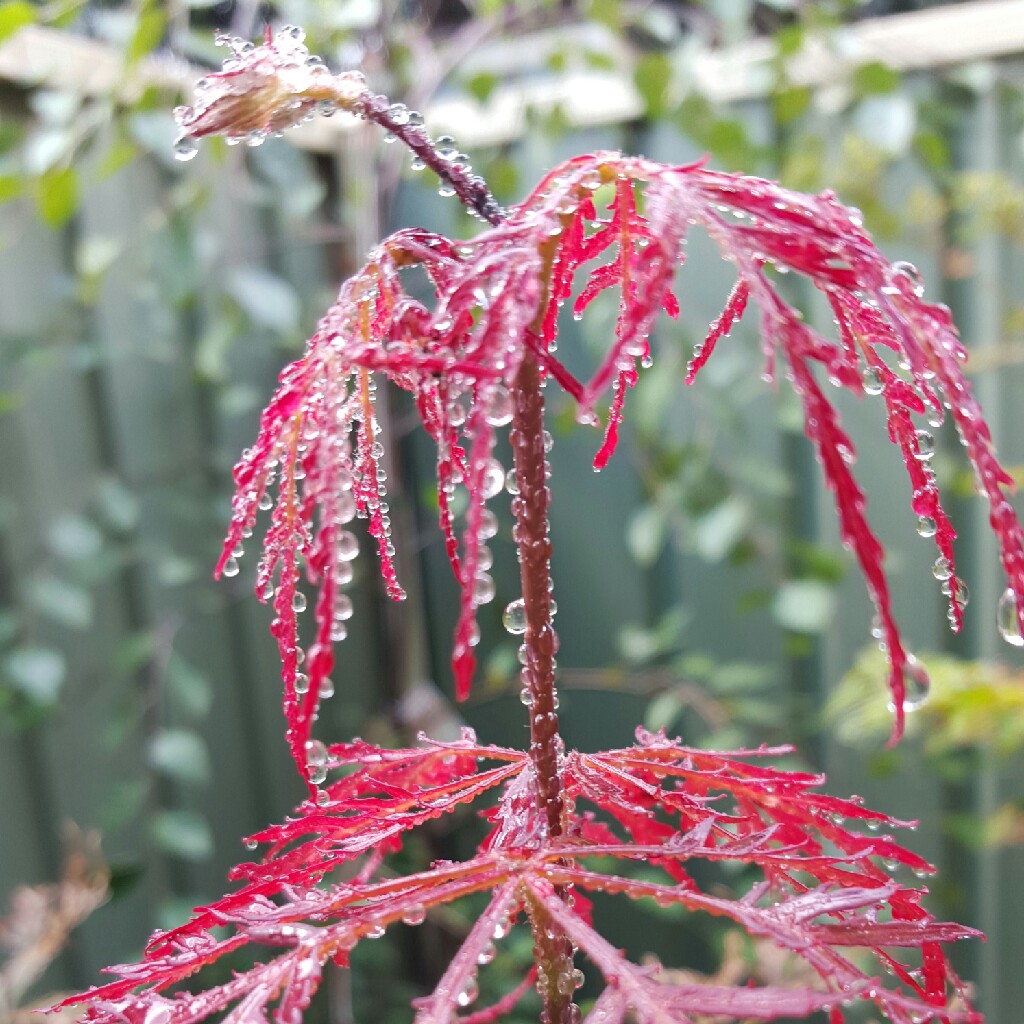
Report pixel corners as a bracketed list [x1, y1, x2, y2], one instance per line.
[222, 556, 240, 577]
[862, 366, 884, 395]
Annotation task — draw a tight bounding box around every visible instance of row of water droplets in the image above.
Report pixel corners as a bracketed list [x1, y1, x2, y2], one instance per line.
[854, 258, 1024, 710]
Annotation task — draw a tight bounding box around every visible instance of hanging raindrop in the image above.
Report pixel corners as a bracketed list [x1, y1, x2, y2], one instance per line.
[173, 137, 199, 162]
[915, 516, 937, 538]
[914, 430, 936, 461]
[888, 653, 931, 713]
[997, 587, 1024, 646]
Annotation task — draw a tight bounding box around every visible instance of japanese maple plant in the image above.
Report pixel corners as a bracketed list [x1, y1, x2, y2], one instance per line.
[58, 26, 1024, 1024]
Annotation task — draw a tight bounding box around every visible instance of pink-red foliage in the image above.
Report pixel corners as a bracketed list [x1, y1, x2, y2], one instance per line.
[218, 152, 1023, 763]
[59, 729, 981, 1024]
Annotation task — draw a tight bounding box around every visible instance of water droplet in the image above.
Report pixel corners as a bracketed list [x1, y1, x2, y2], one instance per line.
[294, 672, 310, 694]
[503, 598, 527, 634]
[486, 386, 513, 426]
[293, 592, 308, 612]
[888, 653, 931, 713]
[319, 677, 335, 698]
[892, 260, 925, 298]
[173, 137, 198, 162]
[941, 575, 969, 608]
[456, 977, 479, 1007]
[406, 110, 424, 126]
[482, 459, 505, 500]
[436, 135, 458, 159]
[307, 762, 327, 785]
[337, 531, 358, 561]
[932, 557, 952, 581]
[244, 838, 258, 850]
[519, 687, 534, 706]
[387, 102, 410, 126]
[222, 556, 240, 577]
[505, 469, 519, 495]
[365, 923, 385, 939]
[280, 24, 305, 43]
[316, 789, 330, 806]
[401, 904, 426, 926]
[410, 156, 426, 171]
[861, 366, 883, 395]
[474, 573, 495, 604]
[997, 588, 1024, 646]
[477, 941, 496, 965]
[438, 179, 457, 198]
[916, 516, 937, 538]
[556, 973, 576, 996]
[915, 430, 936, 461]
[479, 508, 498, 539]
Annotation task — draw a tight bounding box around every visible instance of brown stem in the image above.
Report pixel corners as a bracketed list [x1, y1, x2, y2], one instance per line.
[358, 93, 504, 226]
[510, 352, 577, 1024]
[373, 110, 573, 1022]
[509, 351, 563, 837]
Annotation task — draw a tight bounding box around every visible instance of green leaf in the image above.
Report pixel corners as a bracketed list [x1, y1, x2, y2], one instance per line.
[48, 514, 104, 560]
[913, 130, 950, 172]
[0, 0, 34, 43]
[773, 85, 812, 125]
[27, 575, 93, 629]
[772, 579, 836, 634]
[4, 647, 66, 703]
[36, 167, 78, 227]
[626, 504, 666, 567]
[224, 266, 301, 336]
[465, 71, 499, 105]
[645, 690, 682, 733]
[150, 809, 214, 861]
[101, 780, 149, 831]
[633, 52, 672, 120]
[127, 6, 167, 63]
[0, 610, 19, 647]
[166, 654, 212, 719]
[853, 60, 900, 96]
[693, 498, 748, 562]
[98, 136, 139, 179]
[586, 0, 621, 29]
[0, 174, 24, 203]
[775, 24, 804, 58]
[148, 728, 210, 785]
[95, 475, 140, 532]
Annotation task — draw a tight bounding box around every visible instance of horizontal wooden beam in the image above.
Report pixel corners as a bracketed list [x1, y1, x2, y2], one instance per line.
[2, 0, 1023, 153]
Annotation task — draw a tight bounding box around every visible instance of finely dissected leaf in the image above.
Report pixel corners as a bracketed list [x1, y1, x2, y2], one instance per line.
[214, 146, 1024, 745]
[58, 729, 982, 1024]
